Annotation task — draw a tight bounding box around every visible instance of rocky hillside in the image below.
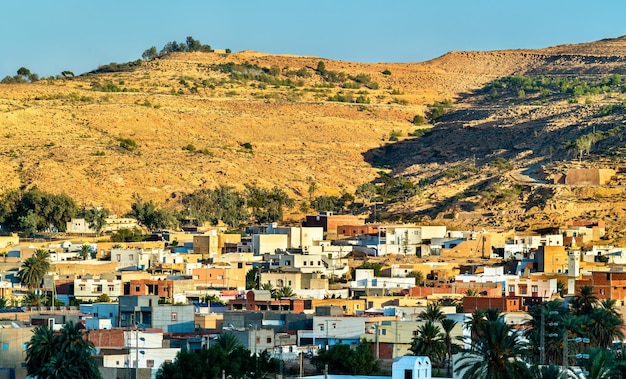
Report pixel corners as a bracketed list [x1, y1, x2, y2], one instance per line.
[2, 36, 626, 236]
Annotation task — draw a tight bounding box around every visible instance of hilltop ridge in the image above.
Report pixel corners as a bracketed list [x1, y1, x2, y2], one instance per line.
[2, 36, 626, 236]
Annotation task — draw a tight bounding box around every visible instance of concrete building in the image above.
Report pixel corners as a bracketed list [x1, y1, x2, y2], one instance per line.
[252, 234, 288, 256]
[303, 212, 364, 237]
[118, 295, 195, 332]
[536, 245, 569, 274]
[0, 323, 31, 379]
[110, 248, 151, 271]
[74, 275, 123, 302]
[350, 269, 419, 297]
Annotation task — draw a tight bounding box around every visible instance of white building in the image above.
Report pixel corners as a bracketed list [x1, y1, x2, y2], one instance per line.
[102, 330, 179, 375]
[74, 276, 123, 302]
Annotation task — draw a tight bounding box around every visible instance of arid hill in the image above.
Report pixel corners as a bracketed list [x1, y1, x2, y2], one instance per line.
[3, 36, 626, 236]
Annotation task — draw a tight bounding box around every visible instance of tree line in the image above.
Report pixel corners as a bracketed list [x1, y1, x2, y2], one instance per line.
[0, 172, 426, 237]
[409, 286, 626, 378]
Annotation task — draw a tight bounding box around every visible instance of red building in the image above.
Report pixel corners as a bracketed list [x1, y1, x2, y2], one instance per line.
[575, 271, 626, 301]
[303, 212, 363, 235]
[229, 290, 305, 313]
[462, 296, 522, 313]
[337, 224, 379, 238]
[124, 279, 173, 300]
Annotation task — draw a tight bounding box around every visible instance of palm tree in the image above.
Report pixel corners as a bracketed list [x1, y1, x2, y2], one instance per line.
[18, 249, 51, 290]
[275, 286, 296, 299]
[18, 257, 43, 290]
[533, 365, 563, 379]
[456, 309, 531, 379]
[571, 285, 598, 315]
[79, 244, 91, 260]
[409, 321, 446, 365]
[440, 318, 459, 377]
[464, 309, 486, 340]
[260, 282, 277, 299]
[419, 303, 446, 322]
[216, 331, 242, 354]
[22, 291, 47, 307]
[588, 306, 624, 349]
[464, 289, 480, 297]
[524, 300, 566, 364]
[26, 324, 56, 375]
[582, 347, 620, 379]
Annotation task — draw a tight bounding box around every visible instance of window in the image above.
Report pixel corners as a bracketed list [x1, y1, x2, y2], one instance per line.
[115, 254, 121, 262]
[147, 360, 155, 368]
[79, 285, 86, 291]
[108, 285, 115, 292]
[382, 329, 387, 335]
[531, 286, 538, 293]
[129, 254, 134, 260]
[135, 286, 140, 292]
[266, 337, 272, 343]
[519, 286, 527, 295]
[303, 261, 307, 266]
[171, 312, 178, 321]
[2, 343, 8, 350]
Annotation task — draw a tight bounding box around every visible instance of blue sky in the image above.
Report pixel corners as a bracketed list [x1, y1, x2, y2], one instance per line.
[1, 0, 625, 78]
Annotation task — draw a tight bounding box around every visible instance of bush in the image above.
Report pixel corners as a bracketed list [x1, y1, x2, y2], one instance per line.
[382, 69, 391, 76]
[389, 130, 402, 141]
[412, 115, 425, 125]
[489, 157, 512, 171]
[118, 137, 137, 151]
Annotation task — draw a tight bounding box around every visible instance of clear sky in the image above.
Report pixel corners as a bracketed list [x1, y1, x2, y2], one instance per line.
[1, 0, 625, 78]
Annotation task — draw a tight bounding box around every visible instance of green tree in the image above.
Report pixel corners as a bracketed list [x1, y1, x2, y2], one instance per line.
[246, 267, 259, 290]
[456, 309, 531, 379]
[275, 286, 296, 299]
[571, 285, 598, 316]
[185, 36, 202, 52]
[22, 292, 47, 306]
[142, 46, 158, 60]
[441, 319, 459, 377]
[95, 293, 111, 303]
[26, 322, 100, 378]
[311, 195, 344, 213]
[409, 321, 446, 365]
[588, 305, 624, 349]
[245, 185, 294, 224]
[130, 195, 177, 230]
[81, 207, 109, 236]
[311, 340, 380, 375]
[316, 61, 326, 74]
[406, 270, 425, 286]
[216, 331, 242, 355]
[18, 249, 50, 290]
[28, 321, 101, 379]
[79, 244, 91, 260]
[419, 303, 446, 322]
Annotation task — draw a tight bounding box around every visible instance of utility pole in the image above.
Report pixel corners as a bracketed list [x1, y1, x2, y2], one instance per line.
[539, 302, 546, 365]
[375, 322, 380, 359]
